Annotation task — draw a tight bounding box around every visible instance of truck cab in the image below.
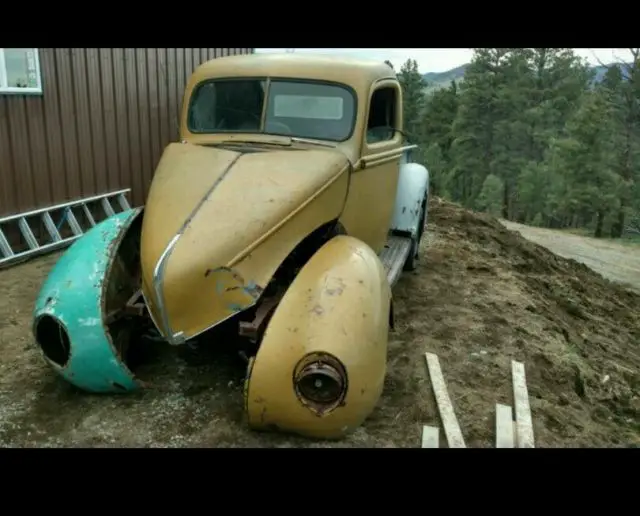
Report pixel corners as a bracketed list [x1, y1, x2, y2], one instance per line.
[180, 53, 429, 275]
[32, 53, 430, 440]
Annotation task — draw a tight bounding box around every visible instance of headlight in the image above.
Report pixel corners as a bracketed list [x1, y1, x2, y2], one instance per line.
[294, 352, 347, 415]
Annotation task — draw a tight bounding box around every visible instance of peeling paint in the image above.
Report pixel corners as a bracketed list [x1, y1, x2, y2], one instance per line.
[228, 303, 244, 312]
[32, 209, 142, 394]
[78, 317, 101, 327]
[243, 280, 263, 298]
[207, 267, 264, 303]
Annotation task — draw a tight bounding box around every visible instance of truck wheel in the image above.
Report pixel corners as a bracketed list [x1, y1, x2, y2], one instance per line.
[404, 197, 427, 272]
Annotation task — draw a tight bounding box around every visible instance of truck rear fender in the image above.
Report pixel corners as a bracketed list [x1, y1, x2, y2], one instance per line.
[390, 161, 429, 238]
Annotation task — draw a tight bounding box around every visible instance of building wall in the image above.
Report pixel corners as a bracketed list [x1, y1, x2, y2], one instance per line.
[0, 48, 253, 217]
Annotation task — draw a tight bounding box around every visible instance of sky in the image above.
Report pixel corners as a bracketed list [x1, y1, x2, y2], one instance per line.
[256, 48, 633, 74]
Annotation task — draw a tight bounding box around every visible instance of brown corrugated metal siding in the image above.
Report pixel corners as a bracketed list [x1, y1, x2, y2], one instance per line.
[0, 48, 253, 218]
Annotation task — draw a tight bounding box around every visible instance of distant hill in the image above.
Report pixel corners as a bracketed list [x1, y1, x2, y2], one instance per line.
[422, 64, 468, 87]
[422, 62, 629, 94]
[422, 64, 468, 93]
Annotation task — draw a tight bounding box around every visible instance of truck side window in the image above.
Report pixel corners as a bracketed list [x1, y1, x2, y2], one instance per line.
[366, 86, 397, 144]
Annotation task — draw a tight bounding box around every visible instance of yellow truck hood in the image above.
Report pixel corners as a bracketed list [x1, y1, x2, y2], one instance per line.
[140, 142, 349, 341]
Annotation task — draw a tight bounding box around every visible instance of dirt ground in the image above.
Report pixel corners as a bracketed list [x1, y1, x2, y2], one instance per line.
[1, 198, 639, 447]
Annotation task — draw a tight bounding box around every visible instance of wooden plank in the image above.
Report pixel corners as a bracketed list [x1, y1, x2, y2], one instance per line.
[511, 360, 535, 448]
[424, 352, 466, 448]
[421, 425, 440, 448]
[495, 404, 515, 448]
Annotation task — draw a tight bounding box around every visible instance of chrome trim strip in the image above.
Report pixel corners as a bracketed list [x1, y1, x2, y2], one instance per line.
[152, 234, 180, 341]
[363, 154, 402, 168]
[140, 290, 162, 335]
[151, 153, 243, 345]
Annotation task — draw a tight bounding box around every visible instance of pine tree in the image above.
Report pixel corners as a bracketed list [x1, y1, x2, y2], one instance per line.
[397, 59, 426, 143]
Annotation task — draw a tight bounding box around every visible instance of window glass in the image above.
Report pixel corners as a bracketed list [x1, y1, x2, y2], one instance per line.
[5, 48, 39, 88]
[266, 81, 354, 141]
[273, 95, 344, 120]
[366, 86, 397, 143]
[188, 79, 266, 132]
[188, 78, 356, 142]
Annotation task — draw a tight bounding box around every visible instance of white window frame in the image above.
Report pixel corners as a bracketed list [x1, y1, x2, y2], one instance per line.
[0, 48, 43, 95]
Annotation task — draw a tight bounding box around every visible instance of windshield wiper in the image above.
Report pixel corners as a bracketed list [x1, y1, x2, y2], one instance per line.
[290, 137, 336, 148]
[219, 138, 292, 147]
[208, 136, 336, 149]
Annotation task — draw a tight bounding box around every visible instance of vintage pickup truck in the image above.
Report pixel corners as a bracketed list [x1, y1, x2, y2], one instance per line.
[32, 53, 430, 439]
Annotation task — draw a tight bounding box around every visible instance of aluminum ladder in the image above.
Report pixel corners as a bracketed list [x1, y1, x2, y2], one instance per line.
[0, 188, 132, 269]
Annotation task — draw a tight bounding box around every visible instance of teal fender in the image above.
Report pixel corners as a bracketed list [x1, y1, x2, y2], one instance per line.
[32, 208, 143, 393]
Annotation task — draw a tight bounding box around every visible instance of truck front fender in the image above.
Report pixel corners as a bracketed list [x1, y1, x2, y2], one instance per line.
[32, 208, 144, 393]
[245, 235, 391, 439]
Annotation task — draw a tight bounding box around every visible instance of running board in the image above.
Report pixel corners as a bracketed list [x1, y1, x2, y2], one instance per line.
[0, 189, 132, 269]
[379, 235, 412, 288]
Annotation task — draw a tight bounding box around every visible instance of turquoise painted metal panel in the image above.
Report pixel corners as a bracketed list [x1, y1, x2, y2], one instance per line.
[33, 208, 142, 393]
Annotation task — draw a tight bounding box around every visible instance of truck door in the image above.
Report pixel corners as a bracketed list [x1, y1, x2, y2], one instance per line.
[339, 79, 403, 253]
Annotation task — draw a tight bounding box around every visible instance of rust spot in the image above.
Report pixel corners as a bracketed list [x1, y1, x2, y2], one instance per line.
[238, 292, 281, 342]
[228, 269, 244, 283]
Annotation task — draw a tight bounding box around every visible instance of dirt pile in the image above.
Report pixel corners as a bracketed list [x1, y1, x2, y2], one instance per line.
[389, 197, 640, 447]
[0, 197, 638, 447]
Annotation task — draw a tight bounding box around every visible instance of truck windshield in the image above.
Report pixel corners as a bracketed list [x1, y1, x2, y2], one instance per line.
[188, 78, 356, 142]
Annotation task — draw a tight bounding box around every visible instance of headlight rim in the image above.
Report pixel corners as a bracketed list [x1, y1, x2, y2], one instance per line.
[293, 351, 348, 416]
